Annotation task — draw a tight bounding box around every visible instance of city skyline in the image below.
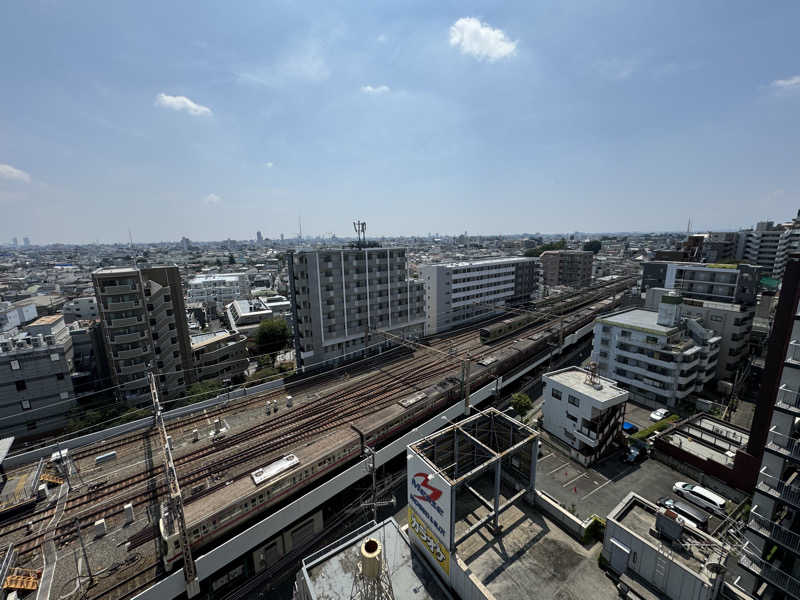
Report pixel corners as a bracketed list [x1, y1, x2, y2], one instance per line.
[1, 1, 798, 243]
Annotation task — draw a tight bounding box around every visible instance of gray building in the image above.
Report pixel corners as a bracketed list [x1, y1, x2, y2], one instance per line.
[288, 248, 425, 369]
[646, 288, 754, 380]
[93, 266, 195, 406]
[540, 250, 593, 289]
[0, 315, 75, 438]
[190, 330, 248, 383]
[420, 256, 538, 335]
[641, 261, 759, 306]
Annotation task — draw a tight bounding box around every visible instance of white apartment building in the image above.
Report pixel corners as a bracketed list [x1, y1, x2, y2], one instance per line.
[187, 273, 251, 312]
[646, 288, 753, 380]
[641, 261, 758, 306]
[542, 366, 628, 466]
[737, 222, 782, 271]
[420, 257, 538, 334]
[591, 297, 721, 409]
[0, 301, 38, 333]
[62, 296, 99, 323]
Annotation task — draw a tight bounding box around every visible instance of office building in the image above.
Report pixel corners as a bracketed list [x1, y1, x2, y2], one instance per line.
[645, 288, 753, 380]
[0, 315, 75, 438]
[256, 230, 263, 245]
[540, 250, 593, 289]
[591, 298, 721, 408]
[190, 330, 248, 383]
[187, 273, 251, 314]
[288, 248, 425, 369]
[93, 266, 195, 406]
[420, 257, 538, 334]
[641, 261, 759, 306]
[542, 366, 628, 466]
[739, 254, 800, 598]
[62, 296, 99, 323]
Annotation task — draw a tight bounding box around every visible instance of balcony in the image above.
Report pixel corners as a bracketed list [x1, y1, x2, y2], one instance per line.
[574, 427, 598, 447]
[767, 429, 800, 462]
[776, 386, 800, 414]
[100, 283, 136, 294]
[105, 300, 141, 311]
[789, 341, 800, 364]
[113, 316, 143, 328]
[120, 362, 147, 375]
[758, 477, 800, 513]
[115, 346, 148, 359]
[750, 511, 800, 554]
[112, 332, 146, 344]
[740, 551, 800, 598]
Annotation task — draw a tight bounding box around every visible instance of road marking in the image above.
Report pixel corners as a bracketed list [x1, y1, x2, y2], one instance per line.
[563, 473, 587, 487]
[546, 462, 569, 475]
[538, 452, 553, 462]
[582, 465, 635, 500]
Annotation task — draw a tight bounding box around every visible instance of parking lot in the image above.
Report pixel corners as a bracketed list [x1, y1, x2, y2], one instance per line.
[623, 402, 661, 431]
[535, 442, 723, 530]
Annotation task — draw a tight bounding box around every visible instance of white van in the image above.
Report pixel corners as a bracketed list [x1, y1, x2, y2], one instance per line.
[673, 482, 726, 514]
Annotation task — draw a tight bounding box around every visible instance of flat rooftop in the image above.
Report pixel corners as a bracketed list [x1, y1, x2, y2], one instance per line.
[300, 518, 449, 600]
[544, 367, 627, 403]
[432, 256, 532, 269]
[190, 330, 234, 348]
[29, 315, 62, 326]
[597, 308, 677, 335]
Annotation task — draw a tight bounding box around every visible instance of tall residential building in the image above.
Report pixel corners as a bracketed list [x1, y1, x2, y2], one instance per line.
[22, 237, 30, 247]
[774, 211, 800, 280]
[591, 297, 720, 408]
[542, 366, 628, 466]
[256, 230, 263, 245]
[62, 296, 99, 324]
[641, 261, 759, 306]
[187, 273, 251, 314]
[739, 253, 800, 598]
[540, 250, 593, 289]
[420, 257, 538, 335]
[288, 247, 425, 369]
[11, 237, 17, 248]
[737, 221, 782, 271]
[0, 315, 74, 438]
[93, 266, 194, 406]
[646, 288, 754, 380]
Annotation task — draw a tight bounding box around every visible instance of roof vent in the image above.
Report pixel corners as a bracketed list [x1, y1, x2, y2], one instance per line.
[360, 538, 382, 580]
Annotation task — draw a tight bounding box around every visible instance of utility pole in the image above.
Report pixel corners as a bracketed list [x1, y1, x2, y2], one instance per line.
[352, 426, 394, 523]
[74, 518, 94, 586]
[463, 353, 472, 417]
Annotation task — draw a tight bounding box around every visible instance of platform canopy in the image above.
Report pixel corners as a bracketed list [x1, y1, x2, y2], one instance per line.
[0, 437, 15, 467]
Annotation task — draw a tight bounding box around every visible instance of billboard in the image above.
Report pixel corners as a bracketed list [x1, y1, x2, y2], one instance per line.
[407, 450, 452, 547]
[408, 507, 450, 576]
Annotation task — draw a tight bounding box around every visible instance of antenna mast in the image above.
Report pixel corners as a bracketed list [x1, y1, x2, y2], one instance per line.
[353, 220, 367, 249]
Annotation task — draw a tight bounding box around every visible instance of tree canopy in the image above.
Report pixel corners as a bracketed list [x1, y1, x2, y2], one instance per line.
[523, 239, 566, 257]
[255, 318, 291, 362]
[582, 240, 602, 254]
[511, 392, 533, 416]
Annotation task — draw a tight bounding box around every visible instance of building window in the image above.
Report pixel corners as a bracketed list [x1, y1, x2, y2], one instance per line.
[15, 380, 26, 392]
[21, 399, 30, 410]
[56, 373, 64, 380]
[10, 360, 20, 370]
[164, 295, 171, 302]
[568, 395, 580, 407]
[646, 336, 658, 344]
[552, 388, 562, 400]
[50, 353, 60, 362]
[620, 331, 631, 338]
[566, 413, 578, 422]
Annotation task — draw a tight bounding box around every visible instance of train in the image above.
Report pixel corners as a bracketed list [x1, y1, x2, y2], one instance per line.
[159, 292, 626, 571]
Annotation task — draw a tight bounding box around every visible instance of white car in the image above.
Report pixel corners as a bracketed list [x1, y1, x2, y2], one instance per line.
[650, 408, 670, 422]
[673, 482, 727, 514]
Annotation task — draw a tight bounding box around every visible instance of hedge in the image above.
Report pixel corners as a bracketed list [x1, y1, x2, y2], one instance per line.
[630, 414, 680, 440]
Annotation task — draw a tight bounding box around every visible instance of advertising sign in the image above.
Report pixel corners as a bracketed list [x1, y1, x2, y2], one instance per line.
[407, 450, 451, 547]
[408, 507, 450, 576]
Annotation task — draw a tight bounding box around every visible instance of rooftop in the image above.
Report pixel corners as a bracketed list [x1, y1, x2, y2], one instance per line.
[299, 518, 448, 600]
[190, 329, 235, 349]
[189, 273, 245, 283]
[597, 308, 677, 335]
[544, 367, 628, 403]
[29, 314, 62, 326]
[431, 256, 534, 269]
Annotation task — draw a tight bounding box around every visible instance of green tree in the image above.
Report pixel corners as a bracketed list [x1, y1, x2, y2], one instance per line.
[523, 239, 566, 258]
[511, 392, 533, 417]
[185, 380, 223, 405]
[228, 254, 236, 265]
[255, 318, 291, 364]
[582, 240, 602, 254]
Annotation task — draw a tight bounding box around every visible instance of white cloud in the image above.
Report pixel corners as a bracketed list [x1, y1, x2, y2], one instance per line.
[155, 93, 212, 116]
[204, 193, 222, 205]
[771, 75, 800, 90]
[449, 17, 517, 62]
[0, 164, 31, 183]
[266, 162, 274, 168]
[361, 85, 391, 95]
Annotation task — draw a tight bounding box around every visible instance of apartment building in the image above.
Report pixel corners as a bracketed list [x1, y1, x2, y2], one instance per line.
[739, 255, 800, 598]
[591, 297, 721, 408]
[540, 250, 593, 289]
[288, 248, 425, 369]
[542, 366, 628, 466]
[190, 330, 248, 383]
[0, 301, 38, 333]
[774, 226, 800, 280]
[62, 296, 99, 323]
[646, 288, 753, 380]
[420, 257, 538, 335]
[226, 298, 274, 337]
[93, 266, 195, 406]
[187, 273, 251, 314]
[641, 261, 758, 306]
[0, 315, 74, 438]
[737, 221, 782, 271]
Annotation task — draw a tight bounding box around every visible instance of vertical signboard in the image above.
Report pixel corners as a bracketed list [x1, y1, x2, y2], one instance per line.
[407, 507, 450, 576]
[407, 451, 452, 547]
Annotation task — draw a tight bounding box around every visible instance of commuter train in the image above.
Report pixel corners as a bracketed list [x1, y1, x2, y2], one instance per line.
[160, 294, 624, 570]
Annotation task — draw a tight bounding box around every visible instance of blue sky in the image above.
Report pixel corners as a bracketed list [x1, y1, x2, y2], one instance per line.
[0, 1, 798, 243]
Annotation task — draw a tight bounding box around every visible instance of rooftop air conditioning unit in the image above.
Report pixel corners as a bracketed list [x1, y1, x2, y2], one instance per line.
[44, 335, 55, 345]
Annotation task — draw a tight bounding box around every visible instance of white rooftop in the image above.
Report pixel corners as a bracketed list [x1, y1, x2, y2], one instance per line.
[598, 308, 677, 335]
[433, 256, 534, 269]
[544, 367, 628, 403]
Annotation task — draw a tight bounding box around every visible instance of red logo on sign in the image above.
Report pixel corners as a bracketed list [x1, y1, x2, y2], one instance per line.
[412, 473, 443, 503]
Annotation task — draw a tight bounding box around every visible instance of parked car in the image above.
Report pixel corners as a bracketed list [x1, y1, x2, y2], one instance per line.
[623, 446, 646, 464]
[622, 421, 639, 435]
[672, 482, 727, 514]
[650, 408, 670, 422]
[657, 496, 710, 531]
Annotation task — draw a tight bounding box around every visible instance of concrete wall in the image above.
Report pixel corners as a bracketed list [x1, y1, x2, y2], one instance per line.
[451, 555, 495, 600]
